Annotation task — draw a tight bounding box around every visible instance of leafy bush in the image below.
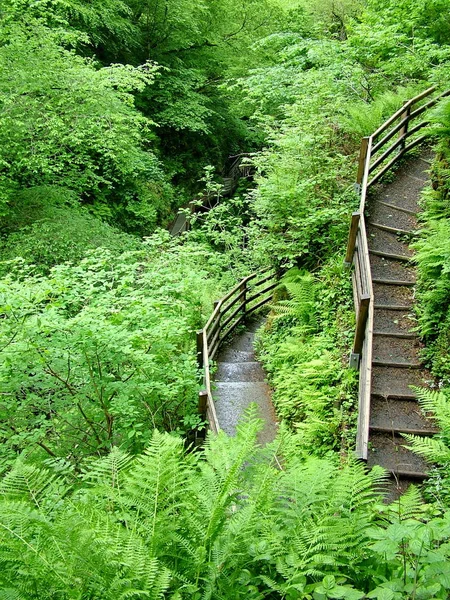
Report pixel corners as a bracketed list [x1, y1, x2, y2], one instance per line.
[257, 262, 357, 454]
[0, 234, 231, 468]
[0, 414, 387, 599]
[0, 205, 140, 273]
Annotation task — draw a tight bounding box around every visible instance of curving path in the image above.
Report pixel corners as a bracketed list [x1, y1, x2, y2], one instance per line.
[365, 149, 437, 492]
[213, 316, 278, 445]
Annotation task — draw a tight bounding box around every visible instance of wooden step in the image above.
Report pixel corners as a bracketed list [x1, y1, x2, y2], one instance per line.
[367, 225, 414, 259]
[370, 426, 437, 436]
[374, 304, 412, 311]
[377, 200, 417, 216]
[369, 249, 410, 262]
[372, 334, 421, 365]
[372, 278, 415, 286]
[370, 253, 416, 284]
[367, 432, 430, 479]
[369, 221, 415, 236]
[373, 281, 414, 306]
[371, 366, 426, 398]
[367, 201, 418, 232]
[373, 307, 416, 336]
[370, 397, 437, 432]
[372, 360, 422, 368]
[373, 331, 417, 339]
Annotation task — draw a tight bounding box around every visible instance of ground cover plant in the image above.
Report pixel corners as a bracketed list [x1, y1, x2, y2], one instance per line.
[2, 0, 450, 596]
[2, 414, 450, 600]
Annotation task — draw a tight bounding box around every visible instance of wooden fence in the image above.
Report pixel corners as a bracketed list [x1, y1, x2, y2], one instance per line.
[344, 85, 450, 460]
[196, 269, 277, 433]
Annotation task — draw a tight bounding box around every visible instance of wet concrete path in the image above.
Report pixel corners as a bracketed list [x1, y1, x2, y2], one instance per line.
[213, 316, 278, 445]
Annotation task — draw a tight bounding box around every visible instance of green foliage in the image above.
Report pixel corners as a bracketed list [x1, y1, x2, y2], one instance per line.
[414, 105, 450, 379]
[271, 268, 318, 331]
[403, 387, 450, 504]
[0, 205, 140, 273]
[257, 261, 357, 453]
[0, 20, 173, 233]
[0, 415, 395, 598]
[0, 234, 231, 467]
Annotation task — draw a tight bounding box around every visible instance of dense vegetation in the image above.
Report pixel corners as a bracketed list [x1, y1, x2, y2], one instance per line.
[2, 0, 450, 596]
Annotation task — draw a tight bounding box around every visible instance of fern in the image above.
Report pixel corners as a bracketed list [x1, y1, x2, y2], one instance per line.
[270, 268, 317, 332]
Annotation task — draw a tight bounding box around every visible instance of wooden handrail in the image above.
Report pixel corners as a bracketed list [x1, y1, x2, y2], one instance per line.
[197, 268, 276, 433]
[346, 85, 450, 460]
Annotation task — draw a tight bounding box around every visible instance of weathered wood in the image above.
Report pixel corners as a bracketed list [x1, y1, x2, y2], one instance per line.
[356, 138, 369, 185]
[344, 212, 360, 266]
[398, 102, 411, 151]
[353, 294, 370, 355]
[196, 330, 204, 369]
[371, 86, 436, 139]
[240, 280, 247, 318]
[198, 390, 208, 419]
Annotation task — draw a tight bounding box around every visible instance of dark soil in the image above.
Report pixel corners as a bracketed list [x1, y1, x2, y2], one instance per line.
[372, 282, 414, 306]
[373, 308, 417, 335]
[367, 226, 415, 258]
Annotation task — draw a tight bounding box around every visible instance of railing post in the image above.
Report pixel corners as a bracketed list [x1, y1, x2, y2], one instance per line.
[198, 390, 208, 420]
[350, 294, 370, 368]
[344, 212, 360, 267]
[196, 330, 204, 370]
[398, 101, 411, 152]
[356, 137, 370, 192]
[240, 279, 247, 320]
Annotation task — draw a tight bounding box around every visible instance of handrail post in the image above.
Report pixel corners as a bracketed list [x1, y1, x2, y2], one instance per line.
[356, 137, 370, 192]
[398, 101, 411, 152]
[344, 212, 360, 267]
[196, 330, 204, 370]
[198, 390, 208, 420]
[350, 294, 370, 368]
[240, 279, 247, 320]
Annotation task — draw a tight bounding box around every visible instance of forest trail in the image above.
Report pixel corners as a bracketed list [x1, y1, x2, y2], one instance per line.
[213, 316, 278, 445]
[365, 149, 438, 493]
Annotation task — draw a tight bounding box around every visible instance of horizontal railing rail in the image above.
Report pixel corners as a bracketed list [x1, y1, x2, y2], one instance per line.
[344, 86, 450, 460]
[196, 268, 277, 433]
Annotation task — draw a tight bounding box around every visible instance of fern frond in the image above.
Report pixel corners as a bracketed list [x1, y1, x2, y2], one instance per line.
[403, 433, 450, 463]
[385, 484, 424, 523]
[81, 446, 133, 488]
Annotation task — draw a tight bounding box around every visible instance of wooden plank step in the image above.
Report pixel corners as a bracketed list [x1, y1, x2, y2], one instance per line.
[371, 366, 425, 398]
[369, 221, 415, 236]
[377, 200, 418, 216]
[372, 360, 422, 369]
[373, 331, 417, 339]
[370, 426, 437, 436]
[374, 304, 412, 311]
[369, 249, 410, 262]
[373, 282, 414, 306]
[388, 470, 428, 480]
[373, 334, 421, 365]
[406, 173, 428, 183]
[367, 432, 430, 478]
[372, 391, 418, 401]
[372, 278, 415, 286]
[370, 397, 436, 432]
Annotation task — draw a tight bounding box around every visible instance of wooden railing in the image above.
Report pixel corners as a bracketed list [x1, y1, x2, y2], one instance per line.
[345, 85, 450, 460]
[196, 269, 277, 433]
